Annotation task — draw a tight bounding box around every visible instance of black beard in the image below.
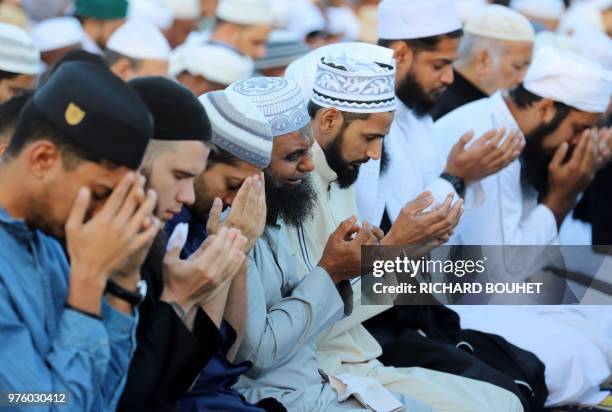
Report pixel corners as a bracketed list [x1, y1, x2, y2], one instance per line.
[521, 116, 568, 197]
[265, 173, 317, 227]
[396, 71, 437, 118]
[323, 133, 360, 189]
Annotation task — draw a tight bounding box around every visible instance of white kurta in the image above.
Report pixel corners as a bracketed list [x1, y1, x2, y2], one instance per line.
[433, 91, 558, 248]
[356, 100, 457, 225]
[434, 91, 612, 406]
[283, 141, 524, 412]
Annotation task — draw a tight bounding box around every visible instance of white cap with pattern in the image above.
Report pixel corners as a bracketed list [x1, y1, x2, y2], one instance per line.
[230, 77, 310, 137]
[311, 53, 396, 114]
[0, 22, 41, 75]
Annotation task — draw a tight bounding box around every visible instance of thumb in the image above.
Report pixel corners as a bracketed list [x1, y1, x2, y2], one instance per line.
[65, 187, 90, 235]
[165, 222, 188, 259]
[206, 197, 223, 235]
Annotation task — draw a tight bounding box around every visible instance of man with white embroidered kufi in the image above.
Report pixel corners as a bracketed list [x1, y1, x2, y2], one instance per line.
[435, 47, 612, 405]
[433, 4, 535, 120]
[170, 43, 253, 95]
[0, 23, 40, 103]
[225, 76, 427, 412]
[106, 19, 171, 80]
[356, 0, 521, 243]
[285, 45, 525, 412]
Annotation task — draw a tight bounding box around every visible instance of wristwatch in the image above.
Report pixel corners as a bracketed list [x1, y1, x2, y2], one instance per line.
[105, 279, 147, 306]
[440, 173, 466, 197]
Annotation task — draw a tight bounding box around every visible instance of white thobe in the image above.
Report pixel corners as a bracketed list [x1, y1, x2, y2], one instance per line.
[433, 91, 558, 248]
[283, 141, 524, 412]
[434, 91, 611, 406]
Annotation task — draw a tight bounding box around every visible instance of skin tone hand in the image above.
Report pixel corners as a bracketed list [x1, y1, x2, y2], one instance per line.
[444, 129, 525, 184]
[594, 127, 612, 172]
[318, 216, 378, 284]
[66, 172, 161, 316]
[381, 192, 464, 247]
[543, 130, 597, 227]
[206, 173, 266, 253]
[162, 226, 247, 320]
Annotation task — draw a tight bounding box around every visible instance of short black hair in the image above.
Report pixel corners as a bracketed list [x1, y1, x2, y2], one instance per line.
[206, 144, 241, 167]
[0, 69, 20, 81]
[0, 91, 34, 141]
[510, 83, 572, 112]
[378, 29, 464, 54]
[6, 100, 112, 169]
[510, 83, 573, 124]
[307, 100, 371, 123]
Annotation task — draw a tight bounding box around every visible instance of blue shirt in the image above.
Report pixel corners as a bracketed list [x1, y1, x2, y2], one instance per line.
[0, 207, 138, 411]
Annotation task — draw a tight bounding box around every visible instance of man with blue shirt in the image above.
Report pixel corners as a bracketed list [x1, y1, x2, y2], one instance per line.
[0, 61, 159, 411]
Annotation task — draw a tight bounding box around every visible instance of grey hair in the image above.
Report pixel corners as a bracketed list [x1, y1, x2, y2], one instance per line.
[456, 33, 504, 70]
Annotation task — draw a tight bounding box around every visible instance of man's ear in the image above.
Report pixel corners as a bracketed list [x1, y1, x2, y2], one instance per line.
[391, 41, 415, 72]
[474, 49, 491, 75]
[26, 140, 62, 179]
[537, 98, 557, 124]
[318, 107, 344, 135]
[110, 58, 134, 81]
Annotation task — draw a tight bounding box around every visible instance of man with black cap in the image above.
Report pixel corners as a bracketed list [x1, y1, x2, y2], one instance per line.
[118, 76, 248, 412]
[0, 61, 158, 411]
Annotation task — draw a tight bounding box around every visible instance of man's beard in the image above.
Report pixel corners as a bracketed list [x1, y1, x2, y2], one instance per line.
[265, 173, 317, 227]
[323, 131, 366, 189]
[189, 176, 215, 220]
[521, 116, 568, 197]
[396, 71, 440, 118]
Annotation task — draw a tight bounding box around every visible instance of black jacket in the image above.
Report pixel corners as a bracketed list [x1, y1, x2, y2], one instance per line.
[117, 234, 222, 412]
[432, 69, 488, 121]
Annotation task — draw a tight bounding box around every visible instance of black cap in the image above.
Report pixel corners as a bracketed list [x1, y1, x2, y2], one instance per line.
[33, 61, 153, 169]
[128, 77, 211, 143]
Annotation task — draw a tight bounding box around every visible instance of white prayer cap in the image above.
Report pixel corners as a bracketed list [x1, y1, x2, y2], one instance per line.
[285, 42, 395, 102]
[199, 90, 273, 168]
[310, 53, 396, 114]
[465, 5, 535, 42]
[524, 46, 612, 113]
[107, 19, 171, 60]
[286, 0, 326, 39]
[164, 0, 200, 19]
[270, 0, 291, 28]
[216, 0, 272, 26]
[510, 0, 565, 20]
[456, 0, 488, 23]
[230, 77, 310, 137]
[378, 0, 462, 40]
[128, 0, 174, 30]
[169, 43, 254, 85]
[559, 0, 611, 35]
[326, 6, 361, 41]
[571, 25, 612, 70]
[32, 17, 84, 53]
[0, 22, 41, 75]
